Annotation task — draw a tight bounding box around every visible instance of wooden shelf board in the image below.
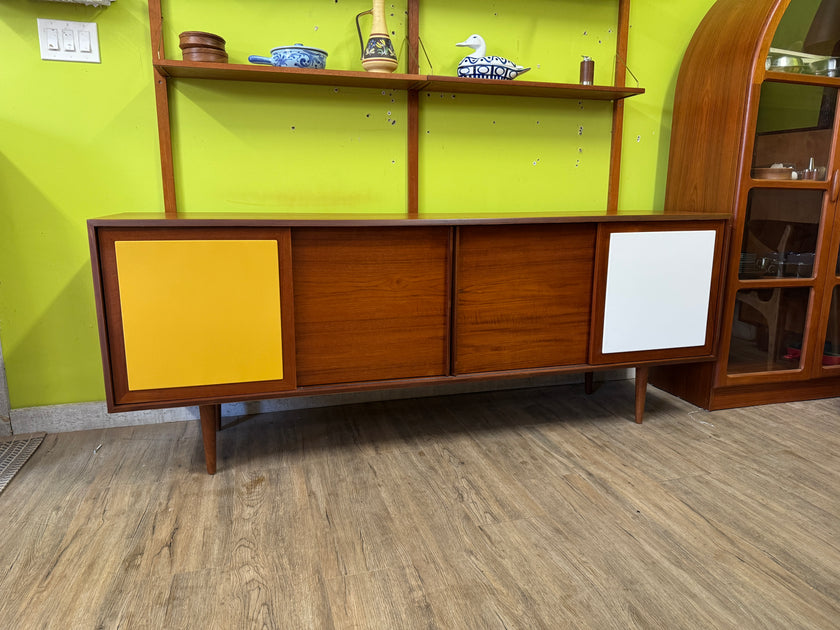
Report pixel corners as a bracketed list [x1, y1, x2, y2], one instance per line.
[763, 71, 840, 88]
[748, 178, 829, 189]
[423, 75, 644, 100]
[154, 60, 644, 100]
[154, 60, 428, 90]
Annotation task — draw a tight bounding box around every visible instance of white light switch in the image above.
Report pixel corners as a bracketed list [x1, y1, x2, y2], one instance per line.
[46, 28, 59, 50]
[62, 30, 75, 51]
[37, 19, 100, 63]
[79, 31, 91, 53]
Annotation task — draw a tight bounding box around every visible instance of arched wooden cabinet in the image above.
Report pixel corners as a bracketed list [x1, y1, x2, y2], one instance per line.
[652, 0, 840, 409]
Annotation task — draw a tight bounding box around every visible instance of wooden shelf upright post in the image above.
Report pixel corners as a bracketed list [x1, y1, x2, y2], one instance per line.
[407, 0, 420, 218]
[607, 0, 631, 214]
[148, 0, 178, 216]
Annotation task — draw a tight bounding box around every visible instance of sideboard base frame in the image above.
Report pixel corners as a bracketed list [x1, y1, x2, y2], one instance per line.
[651, 363, 840, 411]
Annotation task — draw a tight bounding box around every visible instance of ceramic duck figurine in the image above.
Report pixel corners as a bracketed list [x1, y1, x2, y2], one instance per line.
[456, 34, 530, 80]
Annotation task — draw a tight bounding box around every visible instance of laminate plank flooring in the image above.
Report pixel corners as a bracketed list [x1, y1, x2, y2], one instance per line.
[0, 380, 838, 629]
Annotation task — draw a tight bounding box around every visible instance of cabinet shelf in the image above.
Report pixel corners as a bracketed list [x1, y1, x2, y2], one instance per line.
[763, 71, 840, 88]
[735, 277, 815, 288]
[154, 60, 645, 101]
[747, 178, 829, 188]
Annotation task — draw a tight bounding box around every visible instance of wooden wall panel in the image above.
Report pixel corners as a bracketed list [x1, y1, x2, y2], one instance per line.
[454, 224, 596, 374]
[292, 227, 450, 386]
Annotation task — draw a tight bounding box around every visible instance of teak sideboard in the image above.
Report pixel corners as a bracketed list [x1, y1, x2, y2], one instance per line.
[88, 212, 727, 474]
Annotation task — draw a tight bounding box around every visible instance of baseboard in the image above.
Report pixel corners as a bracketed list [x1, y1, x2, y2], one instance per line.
[9, 369, 634, 434]
[0, 338, 10, 437]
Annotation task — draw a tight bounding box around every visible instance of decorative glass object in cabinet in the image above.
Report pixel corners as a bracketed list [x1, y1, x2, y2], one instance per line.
[766, 0, 840, 76]
[728, 287, 811, 374]
[738, 189, 822, 279]
[751, 83, 837, 182]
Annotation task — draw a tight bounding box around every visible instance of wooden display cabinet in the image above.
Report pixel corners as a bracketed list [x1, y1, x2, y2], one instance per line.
[651, 0, 840, 409]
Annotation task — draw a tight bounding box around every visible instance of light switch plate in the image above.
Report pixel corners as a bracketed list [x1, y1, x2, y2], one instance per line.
[37, 19, 100, 63]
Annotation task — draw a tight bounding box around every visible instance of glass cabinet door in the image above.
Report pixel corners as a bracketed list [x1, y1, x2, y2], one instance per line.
[767, 0, 840, 68]
[821, 286, 840, 368]
[818, 246, 840, 373]
[756, 0, 839, 180]
[751, 83, 836, 182]
[725, 0, 840, 382]
[728, 287, 812, 374]
[738, 189, 823, 279]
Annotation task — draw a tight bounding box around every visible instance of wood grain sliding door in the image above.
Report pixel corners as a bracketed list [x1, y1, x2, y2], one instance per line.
[292, 227, 451, 386]
[454, 224, 596, 374]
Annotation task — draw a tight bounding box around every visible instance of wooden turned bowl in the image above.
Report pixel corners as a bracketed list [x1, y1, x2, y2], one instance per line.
[179, 31, 226, 51]
[181, 47, 229, 63]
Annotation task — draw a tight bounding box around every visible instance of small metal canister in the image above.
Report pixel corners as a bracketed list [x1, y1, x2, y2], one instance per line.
[580, 55, 594, 85]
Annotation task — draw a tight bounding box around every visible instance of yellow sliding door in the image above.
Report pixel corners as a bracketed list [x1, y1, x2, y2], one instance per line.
[94, 227, 295, 410]
[115, 239, 284, 390]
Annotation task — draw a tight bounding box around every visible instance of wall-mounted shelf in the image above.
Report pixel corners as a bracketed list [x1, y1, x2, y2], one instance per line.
[154, 60, 645, 101]
[149, 0, 641, 216]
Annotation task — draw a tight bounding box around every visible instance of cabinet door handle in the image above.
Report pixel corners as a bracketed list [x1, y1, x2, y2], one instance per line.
[831, 169, 840, 204]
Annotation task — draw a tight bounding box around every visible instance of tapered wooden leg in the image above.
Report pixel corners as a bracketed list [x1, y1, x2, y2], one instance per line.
[215, 404, 222, 432]
[584, 371, 594, 395]
[199, 404, 219, 474]
[634, 366, 649, 424]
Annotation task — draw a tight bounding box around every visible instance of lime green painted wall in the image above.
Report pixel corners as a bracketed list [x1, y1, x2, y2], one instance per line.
[1, 0, 715, 409]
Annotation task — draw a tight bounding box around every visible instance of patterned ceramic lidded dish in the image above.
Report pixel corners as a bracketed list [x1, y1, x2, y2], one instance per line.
[456, 34, 530, 80]
[248, 44, 328, 69]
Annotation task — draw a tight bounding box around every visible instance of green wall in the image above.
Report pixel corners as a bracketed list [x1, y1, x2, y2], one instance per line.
[0, 0, 715, 409]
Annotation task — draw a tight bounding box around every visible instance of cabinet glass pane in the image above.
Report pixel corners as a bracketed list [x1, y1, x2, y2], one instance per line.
[823, 286, 840, 366]
[752, 82, 836, 181]
[769, 0, 840, 65]
[739, 189, 822, 279]
[728, 287, 811, 374]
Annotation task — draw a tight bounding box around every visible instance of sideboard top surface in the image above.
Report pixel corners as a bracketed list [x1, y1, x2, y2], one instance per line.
[89, 211, 730, 228]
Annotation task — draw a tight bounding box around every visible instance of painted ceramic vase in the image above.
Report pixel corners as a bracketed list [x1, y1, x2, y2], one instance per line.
[356, 0, 398, 73]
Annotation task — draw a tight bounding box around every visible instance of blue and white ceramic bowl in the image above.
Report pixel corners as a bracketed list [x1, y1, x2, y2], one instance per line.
[249, 44, 328, 69]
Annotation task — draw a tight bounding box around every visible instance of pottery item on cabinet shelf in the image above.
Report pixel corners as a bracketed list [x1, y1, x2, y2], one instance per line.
[356, 0, 398, 73]
[751, 165, 796, 180]
[248, 44, 328, 69]
[179, 30, 228, 63]
[455, 34, 530, 80]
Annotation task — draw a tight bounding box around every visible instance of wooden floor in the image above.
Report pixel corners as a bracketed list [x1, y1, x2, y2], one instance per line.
[1, 380, 838, 629]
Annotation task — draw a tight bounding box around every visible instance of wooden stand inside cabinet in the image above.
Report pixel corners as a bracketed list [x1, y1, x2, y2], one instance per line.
[651, 0, 840, 410]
